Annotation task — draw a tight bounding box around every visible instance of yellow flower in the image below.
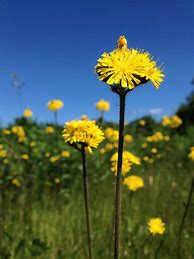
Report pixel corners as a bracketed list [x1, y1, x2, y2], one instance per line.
[124, 134, 133, 144]
[3, 158, 9, 164]
[47, 99, 64, 111]
[11, 126, 25, 137]
[99, 148, 106, 154]
[123, 175, 144, 191]
[54, 178, 60, 184]
[104, 127, 119, 142]
[143, 156, 149, 162]
[162, 116, 171, 126]
[105, 143, 114, 151]
[96, 99, 110, 112]
[141, 143, 148, 148]
[23, 107, 33, 117]
[111, 151, 140, 175]
[0, 150, 7, 158]
[2, 129, 11, 135]
[62, 120, 104, 154]
[139, 119, 146, 126]
[188, 147, 194, 161]
[61, 150, 70, 158]
[146, 131, 164, 142]
[20, 154, 29, 160]
[45, 126, 55, 134]
[49, 155, 60, 163]
[30, 141, 36, 147]
[12, 179, 21, 187]
[148, 218, 166, 235]
[151, 148, 158, 154]
[45, 152, 51, 158]
[170, 115, 182, 128]
[95, 35, 164, 90]
[0, 144, 3, 149]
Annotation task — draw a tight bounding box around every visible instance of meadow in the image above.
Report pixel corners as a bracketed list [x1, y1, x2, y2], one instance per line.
[0, 93, 194, 259]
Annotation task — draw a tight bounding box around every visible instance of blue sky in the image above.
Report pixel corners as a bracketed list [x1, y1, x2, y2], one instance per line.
[0, 0, 193, 126]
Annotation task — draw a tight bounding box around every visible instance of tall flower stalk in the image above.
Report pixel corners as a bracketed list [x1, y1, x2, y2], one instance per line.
[62, 120, 104, 259]
[95, 35, 165, 258]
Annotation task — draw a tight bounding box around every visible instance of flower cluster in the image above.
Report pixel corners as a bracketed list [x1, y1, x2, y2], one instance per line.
[162, 115, 182, 128]
[147, 218, 166, 235]
[104, 127, 119, 142]
[110, 151, 141, 175]
[47, 99, 64, 111]
[62, 120, 104, 153]
[146, 131, 170, 142]
[96, 99, 110, 112]
[123, 175, 144, 191]
[95, 35, 164, 90]
[11, 126, 26, 143]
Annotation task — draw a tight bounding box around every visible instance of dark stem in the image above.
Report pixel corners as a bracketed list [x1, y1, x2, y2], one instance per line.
[177, 177, 194, 259]
[114, 91, 126, 259]
[81, 146, 93, 259]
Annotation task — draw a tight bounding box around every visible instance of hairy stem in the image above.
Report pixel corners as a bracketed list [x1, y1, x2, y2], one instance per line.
[81, 146, 93, 259]
[177, 177, 194, 259]
[114, 91, 126, 259]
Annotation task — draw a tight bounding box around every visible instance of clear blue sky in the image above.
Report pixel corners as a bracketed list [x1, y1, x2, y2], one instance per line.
[0, 0, 193, 126]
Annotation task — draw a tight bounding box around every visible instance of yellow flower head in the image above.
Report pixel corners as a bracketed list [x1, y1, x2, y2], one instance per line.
[20, 154, 29, 160]
[45, 126, 55, 134]
[151, 148, 158, 154]
[170, 115, 182, 128]
[188, 147, 194, 161]
[123, 175, 144, 191]
[2, 129, 11, 135]
[62, 120, 104, 153]
[50, 155, 60, 163]
[11, 126, 25, 138]
[61, 150, 70, 158]
[81, 115, 89, 121]
[23, 107, 33, 117]
[139, 119, 146, 126]
[95, 35, 164, 90]
[96, 99, 110, 112]
[148, 218, 166, 235]
[111, 151, 141, 175]
[12, 178, 21, 187]
[47, 99, 64, 111]
[162, 116, 171, 126]
[124, 134, 133, 144]
[0, 149, 7, 158]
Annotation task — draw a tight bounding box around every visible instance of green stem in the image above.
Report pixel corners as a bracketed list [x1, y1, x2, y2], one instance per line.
[81, 146, 93, 259]
[114, 91, 126, 259]
[54, 111, 58, 125]
[177, 177, 194, 259]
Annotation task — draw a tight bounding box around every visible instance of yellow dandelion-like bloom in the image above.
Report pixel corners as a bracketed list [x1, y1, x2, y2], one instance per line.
[148, 218, 166, 235]
[162, 116, 171, 126]
[30, 141, 36, 147]
[143, 156, 149, 162]
[95, 35, 164, 90]
[3, 158, 9, 164]
[11, 126, 25, 138]
[23, 107, 33, 118]
[47, 99, 64, 111]
[141, 143, 148, 148]
[81, 115, 89, 121]
[62, 120, 104, 154]
[61, 150, 70, 158]
[96, 99, 110, 112]
[188, 147, 194, 161]
[54, 178, 61, 184]
[20, 154, 29, 160]
[170, 115, 182, 128]
[0, 144, 3, 149]
[124, 134, 133, 144]
[2, 129, 11, 135]
[151, 148, 158, 154]
[105, 143, 114, 151]
[45, 126, 55, 134]
[50, 155, 60, 163]
[12, 178, 21, 187]
[111, 151, 140, 175]
[99, 148, 106, 154]
[0, 149, 7, 158]
[139, 119, 146, 126]
[123, 175, 144, 191]
[45, 152, 51, 158]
